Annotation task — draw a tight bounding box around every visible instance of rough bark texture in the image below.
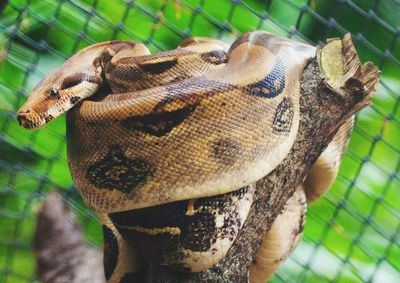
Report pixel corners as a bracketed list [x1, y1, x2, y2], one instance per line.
[33, 35, 379, 282]
[34, 193, 105, 283]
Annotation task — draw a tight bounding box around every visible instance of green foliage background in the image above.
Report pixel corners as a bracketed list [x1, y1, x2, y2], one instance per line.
[0, 0, 399, 282]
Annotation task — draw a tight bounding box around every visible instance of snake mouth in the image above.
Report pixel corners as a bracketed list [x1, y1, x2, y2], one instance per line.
[17, 110, 46, 129]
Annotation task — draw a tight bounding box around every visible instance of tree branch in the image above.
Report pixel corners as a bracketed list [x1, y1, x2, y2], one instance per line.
[34, 193, 105, 283]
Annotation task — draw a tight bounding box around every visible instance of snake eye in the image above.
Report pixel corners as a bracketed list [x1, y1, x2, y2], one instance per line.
[49, 88, 59, 98]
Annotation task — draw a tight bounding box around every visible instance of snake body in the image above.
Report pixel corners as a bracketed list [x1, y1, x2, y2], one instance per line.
[66, 32, 315, 213]
[17, 32, 352, 282]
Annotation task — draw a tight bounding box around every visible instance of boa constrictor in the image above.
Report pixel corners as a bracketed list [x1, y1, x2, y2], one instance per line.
[17, 31, 352, 282]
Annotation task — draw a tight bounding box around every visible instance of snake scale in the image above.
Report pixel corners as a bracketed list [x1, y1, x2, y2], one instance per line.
[17, 31, 353, 282]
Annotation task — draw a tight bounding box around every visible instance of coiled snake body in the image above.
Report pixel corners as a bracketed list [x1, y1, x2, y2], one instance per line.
[17, 31, 352, 282]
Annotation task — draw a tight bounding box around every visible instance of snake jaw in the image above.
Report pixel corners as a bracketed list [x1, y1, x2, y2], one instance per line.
[17, 109, 44, 129]
[17, 104, 60, 129]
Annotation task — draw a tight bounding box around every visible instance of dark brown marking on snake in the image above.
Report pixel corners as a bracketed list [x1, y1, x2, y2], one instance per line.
[121, 105, 197, 137]
[100, 50, 113, 66]
[228, 33, 250, 52]
[119, 272, 145, 283]
[201, 50, 228, 65]
[93, 56, 102, 68]
[139, 58, 178, 74]
[60, 73, 100, 90]
[109, 42, 136, 53]
[169, 74, 192, 84]
[272, 97, 294, 134]
[70, 96, 81, 105]
[293, 195, 306, 237]
[19, 119, 35, 129]
[103, 225, 119, 280]
[273, 257, 285, 264]
[246, 58, 286, 99]
[179, 37, 198, 47]
[109, 187, 251, 269]
[86, 145, 153, 193]
[211, 138, 241, 166]
[44, 115, 54, 123]
[294, 211, 305, 237]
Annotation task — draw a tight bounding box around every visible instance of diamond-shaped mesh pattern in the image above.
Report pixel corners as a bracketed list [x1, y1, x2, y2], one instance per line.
[0, 0, 399, 282]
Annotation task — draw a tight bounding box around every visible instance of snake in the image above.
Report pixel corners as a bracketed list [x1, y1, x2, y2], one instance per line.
[17, 31, 353, 282]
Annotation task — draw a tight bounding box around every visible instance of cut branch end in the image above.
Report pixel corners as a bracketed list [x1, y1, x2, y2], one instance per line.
[318, 33, 380, 108]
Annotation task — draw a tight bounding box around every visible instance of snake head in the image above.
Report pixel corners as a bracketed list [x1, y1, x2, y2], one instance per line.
[17, 41, 143, 129]
[17, 72, 102, 129]
[17, 41, 142, 130]
[17, 57, 103, 129]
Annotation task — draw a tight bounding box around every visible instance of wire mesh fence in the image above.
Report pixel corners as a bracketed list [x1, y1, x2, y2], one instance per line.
[0, 0, 399, 282]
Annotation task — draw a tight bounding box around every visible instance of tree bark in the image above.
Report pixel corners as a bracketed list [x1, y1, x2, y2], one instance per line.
[34, 193, 105, 283]
[33, 34, 379, 282]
